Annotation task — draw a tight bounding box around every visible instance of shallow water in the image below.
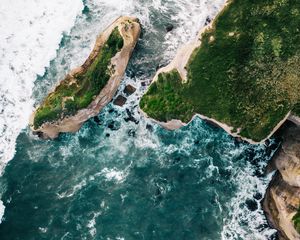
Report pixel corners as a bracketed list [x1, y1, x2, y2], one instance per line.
[0, 0, 278, 239]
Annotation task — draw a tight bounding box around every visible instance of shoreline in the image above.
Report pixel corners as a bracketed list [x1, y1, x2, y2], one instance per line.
[152, 0, 231, 83]
[141, 0, 293, 144]
[140, 105, 292, 144]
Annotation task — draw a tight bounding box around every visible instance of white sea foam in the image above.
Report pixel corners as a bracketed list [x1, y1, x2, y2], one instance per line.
[221, 145, 277, 240]
[87, 211, 102, 237]
[99, 167, 129, 183]
[0, 0, 83, 222]
[0, 200, 4, 224]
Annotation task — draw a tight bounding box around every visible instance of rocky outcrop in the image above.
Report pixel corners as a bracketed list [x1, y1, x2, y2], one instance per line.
[30, 16, 141, 139]
[263, 124, 300, 240]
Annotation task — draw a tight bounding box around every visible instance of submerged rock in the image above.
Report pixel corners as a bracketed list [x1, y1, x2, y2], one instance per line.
[107, 121, 121, 131]
[165, 23, 174, 32]
[30, 16, 141, 139]
[124, 108, 139, 124]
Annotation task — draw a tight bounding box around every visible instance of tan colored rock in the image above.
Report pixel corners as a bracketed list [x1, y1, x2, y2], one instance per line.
[264, 173, 300, 240]
[30, 16, 141, 139]
[275, 126, 300, 188]
[264, 124, 300, 240]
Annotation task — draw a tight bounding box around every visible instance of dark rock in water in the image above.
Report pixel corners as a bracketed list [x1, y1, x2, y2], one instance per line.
[34, 131, 44, 139]
[165, 23, 174, 32]
[205, 16, 211, 25]
[113, 95, 127, 106]
[107, 121, 121, 131]
[156, 63, 167, 71]
[253, 192, 262, 200]
[245, 199, 258, 211]
[194, 140, 200, 145]
[128, 129, 136, 137]
[141, 81, 147, 87]
[108, 108, 115, 114]
[106, 133, 110, 137]
[127, 69, 136, 78]
[124, 109, 139, 124]
[123, 84, 136, 96]
[173, 156, 181, 164]
[146, 124, 153, 132]
[93, 116, 101, 125]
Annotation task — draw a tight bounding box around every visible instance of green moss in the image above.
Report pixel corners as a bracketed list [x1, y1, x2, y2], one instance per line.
[140, 0, 300, 141]
[34, 27, 124, 128]
[140, 70, 194, 122]
[293, 208, 300, 233]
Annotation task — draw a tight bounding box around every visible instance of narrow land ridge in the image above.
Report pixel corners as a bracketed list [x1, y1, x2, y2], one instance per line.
[30, 16, 141, 139]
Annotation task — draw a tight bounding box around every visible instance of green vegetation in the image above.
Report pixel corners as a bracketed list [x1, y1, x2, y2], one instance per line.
[34, 27, 124, 128]
[293, 208, 300, 233]
[140, 70, 194, 122]
[140, 0, 300, 141]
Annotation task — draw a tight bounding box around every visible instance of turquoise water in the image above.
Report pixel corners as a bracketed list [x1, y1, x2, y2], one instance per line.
[0, 118, 278, 239]
[0, 0, 278, 239]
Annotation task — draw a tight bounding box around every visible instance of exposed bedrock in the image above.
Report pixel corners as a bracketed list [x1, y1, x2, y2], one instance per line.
[263, 123, 300, 240]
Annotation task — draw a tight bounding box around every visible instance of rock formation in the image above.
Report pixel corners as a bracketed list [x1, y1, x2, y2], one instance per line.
[30, 16, 141, 139]
[264, 123, 300, 240]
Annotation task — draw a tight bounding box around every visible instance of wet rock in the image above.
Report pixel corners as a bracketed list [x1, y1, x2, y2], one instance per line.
[253, 192, 262, 200]
[128, 129, 136, 137]
[205, 16, 211, 25]
[165, 23, 174, 32]
[124, 109, 139, 124]
[156, 63, 167, 71]
[123, 84, 136, 96]
[245, 199, 258, 211]
[107, 121, 121, 131]
[105, 133, 110, 137]
[108, 108, 115, 114]
[146, 124, 153, 132]
[93, 116, 101, 125]
[141, 81, 147, 87]
[33, 131, 44, 139]
[113, 95, 127, 106]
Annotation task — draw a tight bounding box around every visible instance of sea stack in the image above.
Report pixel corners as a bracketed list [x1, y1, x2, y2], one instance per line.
[30, 16, 141, 139]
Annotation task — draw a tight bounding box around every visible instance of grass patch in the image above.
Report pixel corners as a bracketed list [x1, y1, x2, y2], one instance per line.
[140, 0, 300, 141]
[140, 70, 194, 122]
[34, 27, 124, 128]
[293, 208, 300, 233]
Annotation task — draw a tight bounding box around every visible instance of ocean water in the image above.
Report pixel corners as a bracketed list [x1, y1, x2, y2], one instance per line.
[0, 0, 278, 239]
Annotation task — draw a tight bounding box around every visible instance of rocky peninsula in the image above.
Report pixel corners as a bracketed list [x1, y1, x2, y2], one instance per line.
[140, 0, 300, 143]
[140, 0, 300, 238]
[30, 16, 141, 139]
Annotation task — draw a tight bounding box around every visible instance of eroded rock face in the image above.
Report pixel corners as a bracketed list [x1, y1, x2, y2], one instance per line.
[30, 16, 141, 139]
[264, 124, 300, 240]
[275, 127, 300, 188]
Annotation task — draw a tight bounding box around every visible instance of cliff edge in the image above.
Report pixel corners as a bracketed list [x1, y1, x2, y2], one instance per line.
[140, 0, 300, 143]
[263, 124, 300, 240]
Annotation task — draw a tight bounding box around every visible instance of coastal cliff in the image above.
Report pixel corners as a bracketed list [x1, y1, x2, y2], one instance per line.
[30, 16, 141, 139]
[139, 0, 300, 143]
[263, 124, 300, 240]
